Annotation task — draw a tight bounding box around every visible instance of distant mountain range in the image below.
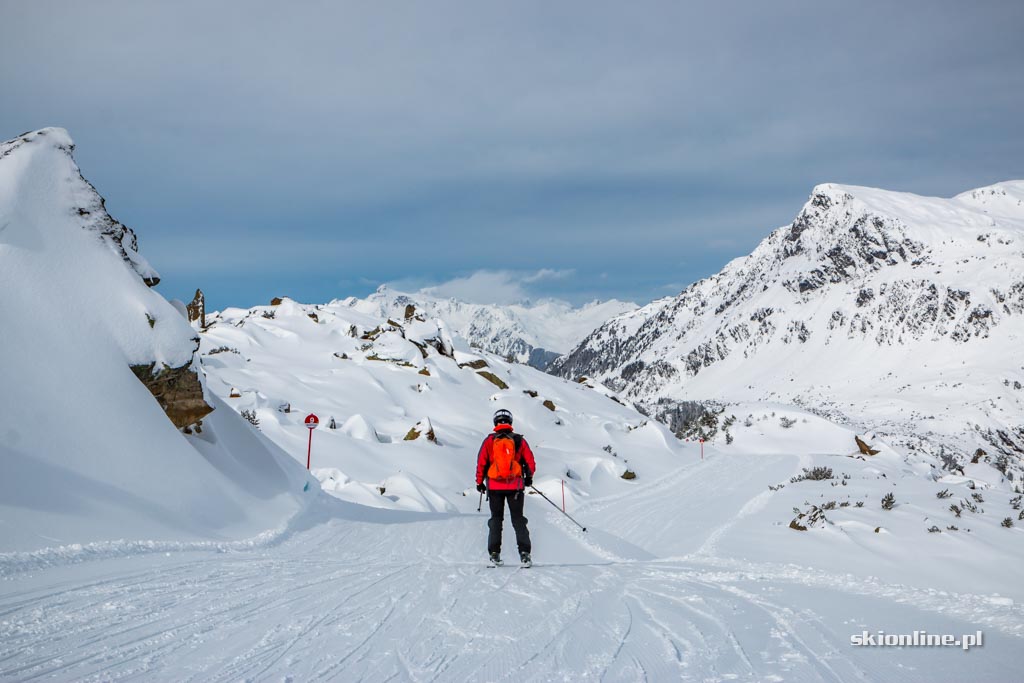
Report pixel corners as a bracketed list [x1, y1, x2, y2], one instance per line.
[337, 285, 636, 369]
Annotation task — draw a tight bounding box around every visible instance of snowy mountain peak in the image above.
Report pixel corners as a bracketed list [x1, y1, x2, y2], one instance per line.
[553, 180, 1024, 472]
[0, 127, 160, 286]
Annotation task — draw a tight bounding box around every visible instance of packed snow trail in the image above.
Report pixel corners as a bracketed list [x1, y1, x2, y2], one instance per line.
[3, 487, 1022, 682]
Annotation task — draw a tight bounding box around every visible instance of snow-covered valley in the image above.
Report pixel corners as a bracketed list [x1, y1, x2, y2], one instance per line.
[2, 128, 1023, 681]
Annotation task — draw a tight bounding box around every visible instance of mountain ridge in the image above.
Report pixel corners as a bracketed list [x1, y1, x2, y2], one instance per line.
[551, 180, 1024, 474]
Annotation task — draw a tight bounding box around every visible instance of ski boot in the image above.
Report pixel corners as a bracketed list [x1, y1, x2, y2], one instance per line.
[488, 552, 503, 567]
[519, 551, 532, 568]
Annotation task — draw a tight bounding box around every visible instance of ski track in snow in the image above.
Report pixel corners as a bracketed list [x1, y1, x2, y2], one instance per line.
[3, 461, 1023, 682]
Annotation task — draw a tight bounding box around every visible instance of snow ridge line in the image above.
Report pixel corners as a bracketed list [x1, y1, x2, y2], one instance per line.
[0, 527, 289, 578]
[0, 497, 341, 580]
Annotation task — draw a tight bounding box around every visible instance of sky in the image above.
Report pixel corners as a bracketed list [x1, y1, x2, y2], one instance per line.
[2, 1, 1022, 311]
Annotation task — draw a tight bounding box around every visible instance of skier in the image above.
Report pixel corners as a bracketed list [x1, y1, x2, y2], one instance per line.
[476, 408, 536, 567]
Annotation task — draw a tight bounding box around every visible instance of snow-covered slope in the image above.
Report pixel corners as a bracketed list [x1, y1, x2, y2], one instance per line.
[0, 128, 312, 554]
[4, 142, 1024, 680]
[340, 285, 636, 368]
[198, 297, 685, 513]
[553, 181, 1024, 474]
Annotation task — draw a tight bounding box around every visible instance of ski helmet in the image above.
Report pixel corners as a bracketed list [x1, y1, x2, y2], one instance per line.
[493, 409, 513, 426]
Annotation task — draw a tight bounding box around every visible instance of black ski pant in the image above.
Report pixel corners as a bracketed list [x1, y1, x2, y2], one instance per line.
[487, 489, 531, 555]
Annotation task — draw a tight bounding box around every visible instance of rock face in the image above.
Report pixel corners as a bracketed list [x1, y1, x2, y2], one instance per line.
[187, 289, 206, 328]
[552, 181, 1024, 468]
[131, 362, 214, 429]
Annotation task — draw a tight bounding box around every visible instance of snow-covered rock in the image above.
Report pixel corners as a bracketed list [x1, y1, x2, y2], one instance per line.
[0, 128, 312, 553]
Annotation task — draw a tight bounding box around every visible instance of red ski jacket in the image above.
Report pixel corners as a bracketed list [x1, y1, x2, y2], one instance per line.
[476, 424, 536, 491]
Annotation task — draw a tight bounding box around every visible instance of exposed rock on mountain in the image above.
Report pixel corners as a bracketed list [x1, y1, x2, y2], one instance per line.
[131, 361, 213, 430]
[187, 288, 206, 328]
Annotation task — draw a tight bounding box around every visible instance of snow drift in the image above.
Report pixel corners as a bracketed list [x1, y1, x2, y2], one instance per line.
[0, 128, 312, 554]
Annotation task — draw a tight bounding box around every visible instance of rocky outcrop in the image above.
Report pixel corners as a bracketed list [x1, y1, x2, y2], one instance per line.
[131, 362, 213, 430]
[186, 289, 206, 328]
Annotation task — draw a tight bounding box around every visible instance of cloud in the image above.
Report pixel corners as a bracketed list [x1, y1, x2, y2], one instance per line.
[3, 1, 1021, 312]
[411, 269, 574, 305]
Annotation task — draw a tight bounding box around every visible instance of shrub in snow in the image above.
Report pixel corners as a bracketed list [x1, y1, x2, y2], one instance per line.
[881, 492, 895, 510]
[278, 402, 291, 413]
[789, 505, 827, 531]
[939, 450, 963, 473]
[791, 466, 833, 483]
[928, 525, 941, 533]
[855, 501, 864, 508]
[1002, 517, 1014, 528]
[936, 488, 953, 499]
[779, 416, 797, 429]
[261, 310, 276, 319]
[1011, 495, 1022, 510]
[1019, 509, 1024, 521]
[971, 492, 985, 503]
[950, 504, 962, 518]
[208, 346, 239, 355]
[328, 416, 337, 429]
[240, 409, 259, 428]
[947, 525, 959, 531]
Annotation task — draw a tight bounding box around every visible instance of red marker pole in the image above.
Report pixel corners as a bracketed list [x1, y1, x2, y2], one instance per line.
[700, 438, 704, 460]
[304, 413, 319, 469]
[562, 479, 566, 512]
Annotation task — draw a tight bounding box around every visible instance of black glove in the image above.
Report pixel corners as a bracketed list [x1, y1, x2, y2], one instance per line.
[523, 475, 533, 488]
[476, 483, 486, 493]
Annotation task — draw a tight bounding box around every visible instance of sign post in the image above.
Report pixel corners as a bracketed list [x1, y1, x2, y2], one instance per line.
[304, 413, 319, 469]
[700, 438, 705, 460]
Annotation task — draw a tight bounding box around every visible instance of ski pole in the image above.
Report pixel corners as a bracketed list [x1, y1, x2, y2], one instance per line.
[530, 486, 587, 532]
